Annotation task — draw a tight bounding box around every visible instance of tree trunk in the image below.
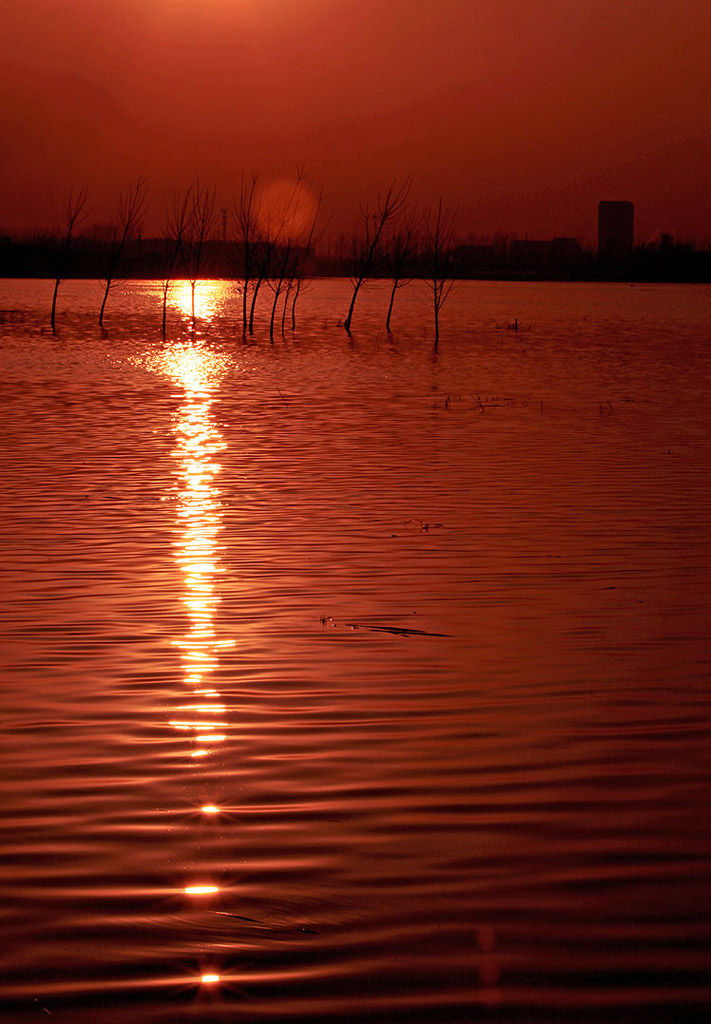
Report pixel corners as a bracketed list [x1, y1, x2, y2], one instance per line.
[50, 279, 60, 332]
[385, 282, 397, 333]
[99, 283, 110, 329]
[249, 280, 262, 335]
[269, 290, 278, 341]
[242, 280, 248, 338]
[344, 279, 363, 334]
[291, 279, 301, 331]
[433, 293, 440, 348]
[161, 286, 168, 338]
[281, 285, 290, 335]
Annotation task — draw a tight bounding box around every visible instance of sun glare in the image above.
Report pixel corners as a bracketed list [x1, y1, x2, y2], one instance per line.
[256, 178, 319, 242]
[140, 343, 237, 759]
[169, 279, 230, 323]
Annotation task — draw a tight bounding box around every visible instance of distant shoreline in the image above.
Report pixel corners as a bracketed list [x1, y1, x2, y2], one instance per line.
[2, 271, 710, 285]
[2, 232, 711, 286]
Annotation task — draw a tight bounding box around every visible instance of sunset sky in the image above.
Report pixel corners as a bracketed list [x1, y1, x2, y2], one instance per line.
[2, 0, 710, 245]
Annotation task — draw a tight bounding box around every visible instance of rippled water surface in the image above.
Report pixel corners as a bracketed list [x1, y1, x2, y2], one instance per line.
[1, 278, 710, 1022]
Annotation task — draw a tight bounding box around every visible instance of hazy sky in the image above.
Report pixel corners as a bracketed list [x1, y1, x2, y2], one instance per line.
[2, 0, 710, 243]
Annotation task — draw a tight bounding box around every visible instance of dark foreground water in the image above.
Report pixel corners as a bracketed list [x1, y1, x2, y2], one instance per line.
[1, 278, 710, 1023]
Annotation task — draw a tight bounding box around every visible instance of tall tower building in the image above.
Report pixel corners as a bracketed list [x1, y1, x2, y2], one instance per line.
[598, 201, 634, 260]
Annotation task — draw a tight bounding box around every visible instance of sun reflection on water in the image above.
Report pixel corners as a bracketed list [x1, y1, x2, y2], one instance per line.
[137, 342, 239, 993]
[155, 344, 235, 758]
[169, 279, 229, 324]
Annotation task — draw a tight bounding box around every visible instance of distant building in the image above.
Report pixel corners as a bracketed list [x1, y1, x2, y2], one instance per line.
[598, 201, 634, 260]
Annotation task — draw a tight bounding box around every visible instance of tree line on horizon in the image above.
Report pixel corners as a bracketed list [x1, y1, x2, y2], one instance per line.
[3, 175, 708, 342]
[29, 174, 459, 346]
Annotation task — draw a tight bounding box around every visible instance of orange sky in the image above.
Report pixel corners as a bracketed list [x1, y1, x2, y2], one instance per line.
[2, 0, 710, 244]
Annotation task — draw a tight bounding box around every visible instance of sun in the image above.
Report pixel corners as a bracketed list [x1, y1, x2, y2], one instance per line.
[255, 178, 319, 242]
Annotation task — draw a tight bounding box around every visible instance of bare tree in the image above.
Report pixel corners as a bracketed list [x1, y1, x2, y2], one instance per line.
[264, 168, 313, 341]
[384, 204, 418, 333]
[233, 174, 260, 338]
[50, 186, 88, 332]
[287, 186, 324, 332]
[161, 186, 192, 338]
[267, 233, 296, 342]
[184, 181, 217, 327]
[421, 199, 458, 348]
[98, 179, 147, 329]
[245, 185, 296, 337]
[248, 228, 276, 336]
[343, 178, 411, 335]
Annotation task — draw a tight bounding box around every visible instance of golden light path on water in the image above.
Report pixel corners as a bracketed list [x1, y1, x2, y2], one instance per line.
[170, 279, 226, 323]
[143, 323, 235, 993]
[163, 339, 234, 759]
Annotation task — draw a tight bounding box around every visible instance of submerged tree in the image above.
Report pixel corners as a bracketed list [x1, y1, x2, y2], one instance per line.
[263, 168, 317, 341]
[421, 199, 458, 348]
[98, 179, 147, 329]
[234, 174, 259, 338]
[267, 231, 296, 342]
[343, 178, 411, 335]
[248, 224, 276, 336]
[286, 185, 324, 332]
[50, 186, 88, 332]
[384, 204, 418, 333]
[160, 186, 192, 337]
[184, 181, 217, 327]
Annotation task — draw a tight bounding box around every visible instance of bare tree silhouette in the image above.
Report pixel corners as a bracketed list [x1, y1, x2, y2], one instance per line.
[50, 186, 88, 332]
[161, 186, 192, 338]
[267, 236, 296, 341]
[99, 179, 147, 329]
[384, 203, 418, 333]
[184, 181, 216, 327]
[343, 179, 411, 335]
[286, 185, 324, 332]
[264, 168, 315, 341]
[265, 177, 300, 342]
[422, 199, 458, 348]
[234, 174, 259, 338]
[248, 226, 275, 337]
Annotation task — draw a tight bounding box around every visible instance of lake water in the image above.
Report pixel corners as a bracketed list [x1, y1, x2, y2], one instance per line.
[1, 277, 710, 1023]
